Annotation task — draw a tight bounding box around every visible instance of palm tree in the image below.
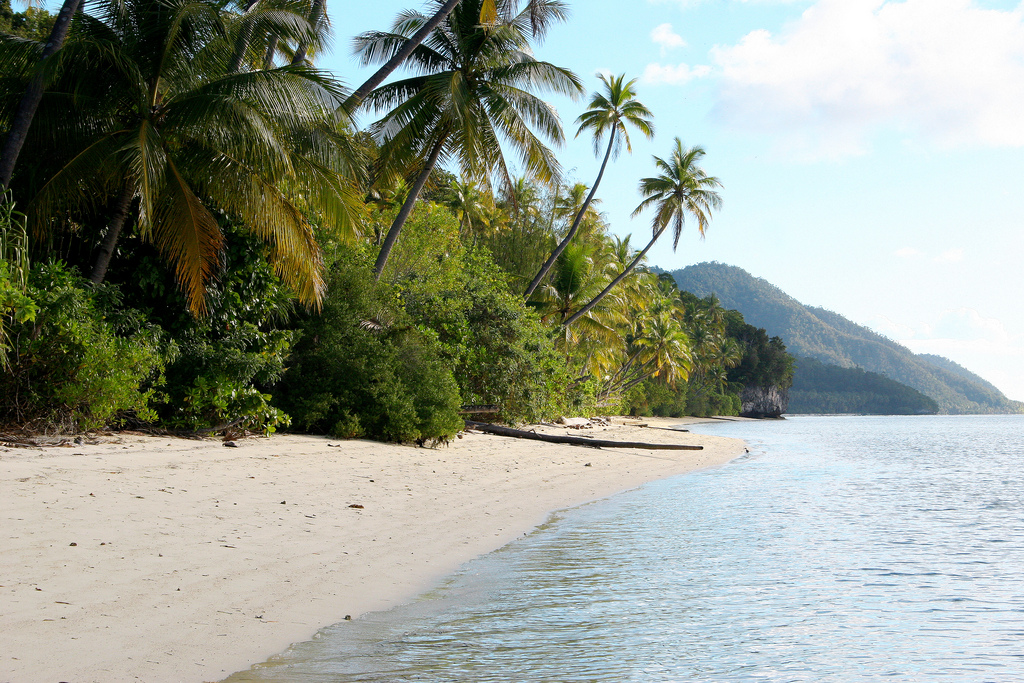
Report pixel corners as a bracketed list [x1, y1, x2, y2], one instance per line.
[345, 0, 554, 113]
[290, 0, 329, 64]
[356, 0, 581, 280]
[523, 73, 653, 299]
[601, 306, 692, 400]
[441, 178, 492, 242]
[485, 176, 547, 286]
[0, 0, 83, 190]
[532, 240, 623, 357]
[552, 181, 603, 241]
[226, 0, 323, 73]
[7, 0, 359, 314]
[563, 138, 721, 327]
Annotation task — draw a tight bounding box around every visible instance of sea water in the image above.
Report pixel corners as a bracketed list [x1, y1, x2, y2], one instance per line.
[227, 415, 1024, 682]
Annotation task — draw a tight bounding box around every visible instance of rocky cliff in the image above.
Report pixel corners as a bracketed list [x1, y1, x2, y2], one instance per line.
[740, 385, 789, 419]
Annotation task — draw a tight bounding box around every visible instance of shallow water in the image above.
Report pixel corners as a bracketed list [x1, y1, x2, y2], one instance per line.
[227, 415, 1024, 682]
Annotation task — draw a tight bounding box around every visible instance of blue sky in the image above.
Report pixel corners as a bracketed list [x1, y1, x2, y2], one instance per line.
[323, 0, 1024, 400]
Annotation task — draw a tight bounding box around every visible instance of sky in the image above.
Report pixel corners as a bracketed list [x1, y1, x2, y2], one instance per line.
[321, 0, 1024, 400]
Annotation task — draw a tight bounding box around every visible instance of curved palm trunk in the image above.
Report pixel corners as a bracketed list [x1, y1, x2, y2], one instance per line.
[0, 0, 83, 191]
[373, 137, 445, 280]
[291, 0, 325, 65]
[227, 0, 262, 74]
[89, 184, 135, 285]
[263, 35, 279, 69]
[523, 129, 615, 300]
[344, 0, 462, 112]
[562, 224, 667, 327]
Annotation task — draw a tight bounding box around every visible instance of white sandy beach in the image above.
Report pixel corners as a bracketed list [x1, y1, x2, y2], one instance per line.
[0, 418, 744, 683]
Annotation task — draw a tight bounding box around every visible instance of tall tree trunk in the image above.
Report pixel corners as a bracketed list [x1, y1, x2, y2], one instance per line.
[263, 35, 279, 69]
[562, 224, 667, 327]
[0, 0, 83, 191]
[373, 137, 446, 280]
[344, 0, 462, 112]
[89, 184, 134, 285]
[523, 130, 616, 300]
[227, 0, 262, 73]
[291, 0, 325, 65]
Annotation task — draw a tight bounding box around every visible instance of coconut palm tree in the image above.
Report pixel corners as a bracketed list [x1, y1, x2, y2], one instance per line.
[530, 240, 623, 377]
[7, 0, 359, 314]
[0, 0, 83, 190]
[600, 306, 692, 400]
[523, 73, 653, 299]
[552, 181, 604, 241]
[563, 138, 721, 328]
[440, 178, 492, 241]
[226, 0, 324, 73]
[355, 0, 581, 280]
[484, 176, 549, 286]
[345, 0, 554, 112]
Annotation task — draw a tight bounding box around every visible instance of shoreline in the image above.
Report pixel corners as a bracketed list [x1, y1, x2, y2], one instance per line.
[0, 417, 745, 683]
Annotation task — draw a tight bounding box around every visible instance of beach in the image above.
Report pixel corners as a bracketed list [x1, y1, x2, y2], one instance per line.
[0, 418, 744, 683]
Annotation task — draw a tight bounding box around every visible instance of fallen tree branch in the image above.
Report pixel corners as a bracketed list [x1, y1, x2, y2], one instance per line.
[459, 404, 500, 414]
[192, 417, 246, 435]
[0, 439, 37, 448]
[464, 421, 703, 451]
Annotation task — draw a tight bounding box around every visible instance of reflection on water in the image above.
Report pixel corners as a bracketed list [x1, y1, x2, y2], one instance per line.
[225, 415, 1024, 682]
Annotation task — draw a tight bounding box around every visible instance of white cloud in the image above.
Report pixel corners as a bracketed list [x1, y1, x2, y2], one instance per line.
[872, 308, 1024, 399]
[932, 248, 965, 264]
[892, 246, 964, 262]
[642, 62, 713, 85]
[709, 0, 1024, 157]
[651, 23, 687, 52]
[649, 0, 807, 5]
[924, 308, 1013, 344]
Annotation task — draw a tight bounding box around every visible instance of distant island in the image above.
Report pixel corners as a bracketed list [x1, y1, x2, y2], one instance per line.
[667, 262, 1023, 415]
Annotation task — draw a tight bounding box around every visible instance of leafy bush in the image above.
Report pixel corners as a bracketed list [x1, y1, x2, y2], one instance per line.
[0, 193, 35, 369]
[627, 379, 687, 418]
[277, 251, 463, 444]
[385, 205, 578, 424]
[0, 259, 36, 368]
[0, 262, 163, 432]
[684, 388, 740, 418]
[118, 224, 295, 433]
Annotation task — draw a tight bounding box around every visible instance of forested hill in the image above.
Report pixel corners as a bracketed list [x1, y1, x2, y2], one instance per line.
[668, 262, 1022, 414]
[789, 356, 939, 415]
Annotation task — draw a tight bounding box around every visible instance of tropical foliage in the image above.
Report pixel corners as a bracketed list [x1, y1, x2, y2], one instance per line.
[0, 0, 800, 439]
[355, 0, 581, 278]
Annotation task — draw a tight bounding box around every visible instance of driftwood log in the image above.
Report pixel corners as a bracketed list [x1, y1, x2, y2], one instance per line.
[464, 420, 703, 451]
[459, 404, 500, 414]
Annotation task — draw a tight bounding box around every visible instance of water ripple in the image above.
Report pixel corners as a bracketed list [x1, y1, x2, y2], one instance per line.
[227, 415, 1024, 682]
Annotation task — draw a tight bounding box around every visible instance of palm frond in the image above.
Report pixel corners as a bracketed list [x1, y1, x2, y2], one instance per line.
[154, 158, 224, 315]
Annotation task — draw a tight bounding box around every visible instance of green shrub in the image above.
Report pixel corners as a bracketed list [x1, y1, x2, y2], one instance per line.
[0, 260, 36, 370]
[627, 379, 687, 418]
[0, 193, 35, 370]
[117, 223, 294, 434]
[277, 252, 463, 445]
[685, 388, 741, 418]
[384, 206, 578, 425]
[0, 262, 163, 432]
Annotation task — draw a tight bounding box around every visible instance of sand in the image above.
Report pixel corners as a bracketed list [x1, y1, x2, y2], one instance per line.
[0, 417, 744, 683]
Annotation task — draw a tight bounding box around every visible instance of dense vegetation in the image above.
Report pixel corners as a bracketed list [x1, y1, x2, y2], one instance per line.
[624, 286, 793, 418]
[0, 0, 794, 441]
[789, 356, 938, 415]
[671, 262, 1023, 414]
